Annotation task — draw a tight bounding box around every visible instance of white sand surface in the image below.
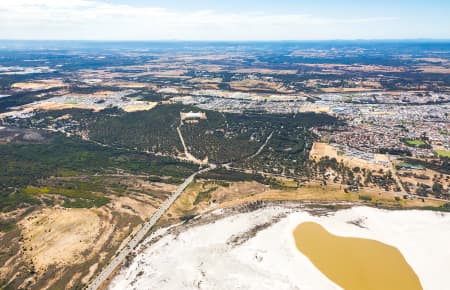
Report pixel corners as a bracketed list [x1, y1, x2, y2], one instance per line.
[109, 206, 450, 290]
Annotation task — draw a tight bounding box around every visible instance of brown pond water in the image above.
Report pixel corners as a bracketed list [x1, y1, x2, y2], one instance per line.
[293, 222, 422, 290]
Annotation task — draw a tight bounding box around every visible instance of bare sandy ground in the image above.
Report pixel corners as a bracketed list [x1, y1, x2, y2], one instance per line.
[0, 181, 166, 289]
[109, 206, 450, 290]
[416, 66, 450, 74]
[4, 91, 157, 115]
[188, 77, 223, 84]
[232, 68, 298, 75]
[299, 105, 331, 113]
[20, 208, 102, 271]
[310, 142, 390, 171]
[121, 102, 157, 112]
[321, 87, 381, 93]
[229, 79, 294, 93]
[12, 79, 66, 91]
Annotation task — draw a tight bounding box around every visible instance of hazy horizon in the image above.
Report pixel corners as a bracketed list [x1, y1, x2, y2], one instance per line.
[1, 39, 450, 42]
[1, 0, 449, 41]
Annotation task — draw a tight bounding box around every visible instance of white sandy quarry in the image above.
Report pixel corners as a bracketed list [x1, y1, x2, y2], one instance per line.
[109, 206, 450, 290]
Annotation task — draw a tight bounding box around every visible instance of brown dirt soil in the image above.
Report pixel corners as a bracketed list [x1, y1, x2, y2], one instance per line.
[20, 208, 102, 272]
[108, 193, 160, 220]
[0, 180, 168, 290]
[416, 66, 450, 74]
[229, 79, 293, 93]
[232, 68, 298, 75]
[12, 79, 66, 91]
[121, 102, 157, 112]
[321, 87, 381, 93]
[310, 142, 391, 171]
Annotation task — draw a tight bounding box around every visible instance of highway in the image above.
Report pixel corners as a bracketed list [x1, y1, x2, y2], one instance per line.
[86, 166, 213, 290]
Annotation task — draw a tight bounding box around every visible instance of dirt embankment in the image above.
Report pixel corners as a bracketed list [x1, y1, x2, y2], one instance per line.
[20, 208, 101, 271]
[0, 186, 167, 290]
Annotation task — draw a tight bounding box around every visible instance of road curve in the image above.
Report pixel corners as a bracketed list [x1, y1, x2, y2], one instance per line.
[86, 166, 213, 290]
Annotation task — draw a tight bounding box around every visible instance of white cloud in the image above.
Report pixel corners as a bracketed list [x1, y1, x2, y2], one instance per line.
[0, 0, 398, 40]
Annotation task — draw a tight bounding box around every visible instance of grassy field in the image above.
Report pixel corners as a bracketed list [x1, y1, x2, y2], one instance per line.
[404, 139, 427, 147]
[193, 187, 218, 205]
[435, 150, 450, 158]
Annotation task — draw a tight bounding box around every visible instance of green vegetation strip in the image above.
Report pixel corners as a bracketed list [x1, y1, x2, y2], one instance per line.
[404, 139, 426, 147]
[193, 187, 218, 205]
[22, 186, 110, 208]
[435, 150, 450, 158]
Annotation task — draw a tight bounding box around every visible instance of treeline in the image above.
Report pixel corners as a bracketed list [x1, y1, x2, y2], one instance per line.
[314, 157, 400, 192]
[401, 157, 450, 175]
[198, 168, 267, 184]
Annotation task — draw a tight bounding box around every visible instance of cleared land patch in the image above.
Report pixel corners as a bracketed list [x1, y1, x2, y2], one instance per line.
[20, 208, 101, 271]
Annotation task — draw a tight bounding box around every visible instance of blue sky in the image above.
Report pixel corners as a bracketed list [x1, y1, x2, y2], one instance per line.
[0, 0, 449, 40]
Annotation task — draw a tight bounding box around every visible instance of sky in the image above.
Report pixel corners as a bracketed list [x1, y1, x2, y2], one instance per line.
[0, 0, 449, 41]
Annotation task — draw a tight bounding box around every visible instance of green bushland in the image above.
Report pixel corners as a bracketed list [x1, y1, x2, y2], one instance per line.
[193, 187, 218, 205]
[216, 181, 230, 187]
[0, 134, 196, 211]
[198, 168, 267, 184]
[22, 185, 110, 208]
[147, 176, 183, 184]
[165, 177, 184, 184]
[0, 220, 16, 233]
[236, 112, 341, 175]
[147, 176, 163, 182]
[0, 134, 196, 189]
[422, 203, 450, 212]
[401, 157, 450, 175]
[183, 112, 340, 164]
[359, 195, 373, 202]
[180, 110, 261, 163]
[89, 104, 185, 154]
[88, 104, 340, 165]
[266, 177, 298, 189]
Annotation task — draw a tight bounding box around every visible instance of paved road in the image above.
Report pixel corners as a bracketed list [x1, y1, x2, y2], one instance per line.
[86, 166, 213, 290]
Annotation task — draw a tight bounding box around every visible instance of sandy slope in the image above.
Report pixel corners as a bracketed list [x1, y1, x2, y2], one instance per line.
[109, 206, 450, 290]
[20, 208, 102, 271]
